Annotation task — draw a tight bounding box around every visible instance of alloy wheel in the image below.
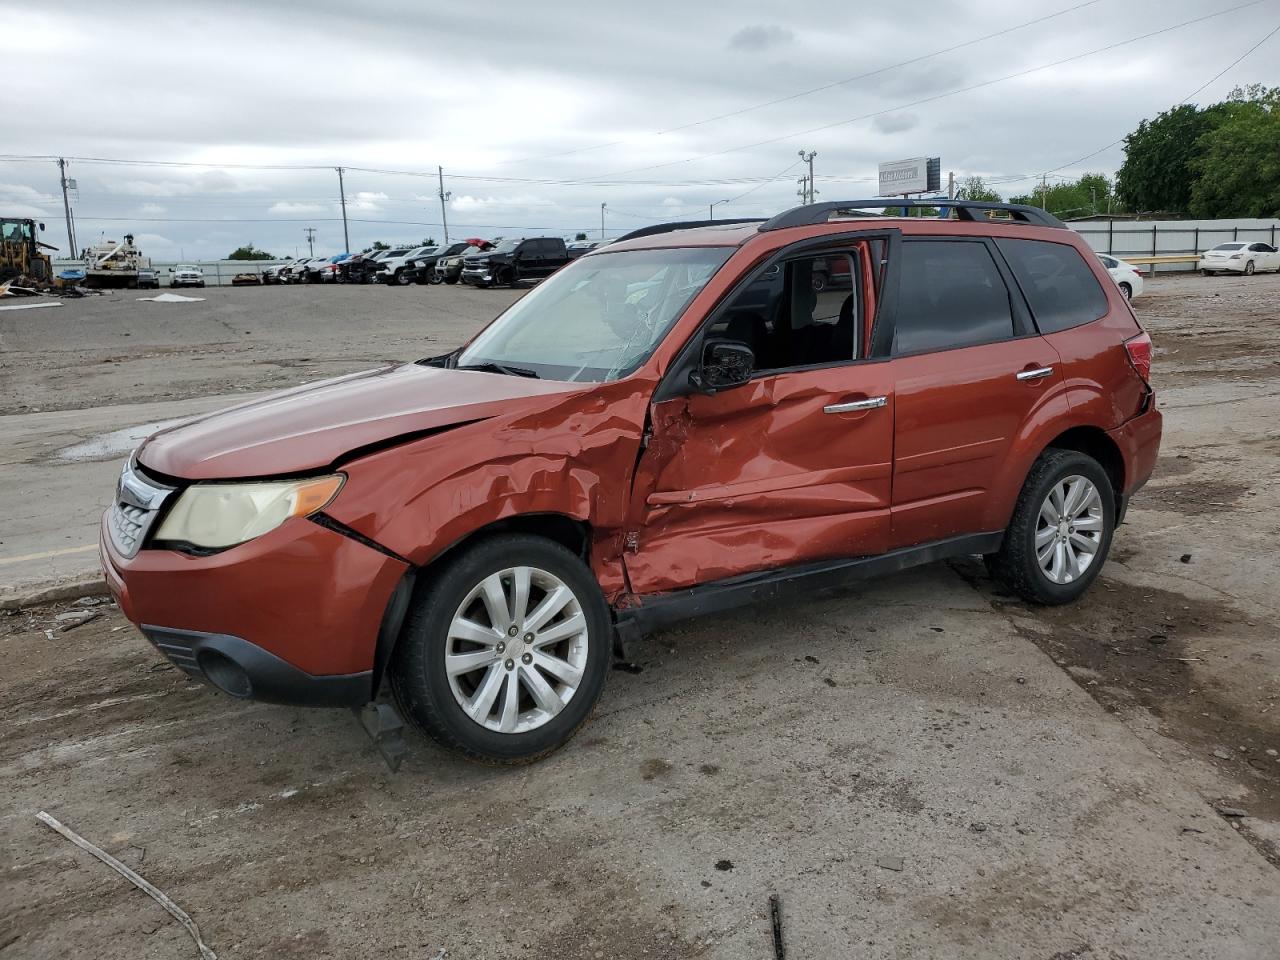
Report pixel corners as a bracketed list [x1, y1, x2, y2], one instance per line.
[1035, 475, 1104, 584]
[445, 566, 588, 734]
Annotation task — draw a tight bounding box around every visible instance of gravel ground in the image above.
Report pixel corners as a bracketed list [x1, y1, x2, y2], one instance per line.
[2, 272, 1279, 958]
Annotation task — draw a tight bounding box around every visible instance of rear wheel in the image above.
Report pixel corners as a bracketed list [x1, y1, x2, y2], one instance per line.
[988, 449, 1114, 605]
[1118, 282, 1132, 300]
[391, 535, 611, 764]
[1244, 261, 1255, 276]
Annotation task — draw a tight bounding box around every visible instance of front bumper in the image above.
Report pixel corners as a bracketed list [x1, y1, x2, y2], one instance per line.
[101, 512, 409, 706]
[460, 268, 491, 286]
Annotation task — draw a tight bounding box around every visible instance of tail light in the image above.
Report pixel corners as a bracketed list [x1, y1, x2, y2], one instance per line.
[1124, 331, 1152, 385]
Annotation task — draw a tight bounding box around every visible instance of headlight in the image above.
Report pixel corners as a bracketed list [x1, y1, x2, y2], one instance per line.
[154, 475, 344, 549]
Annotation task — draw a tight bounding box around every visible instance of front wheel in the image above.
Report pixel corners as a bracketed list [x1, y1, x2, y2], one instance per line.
[394, 269, 410, 286]
[444, 275, 459, 285]
[987, 449, 1115, 605]
[391, 535, 611, 764]
[1201, 269, 1215, 277]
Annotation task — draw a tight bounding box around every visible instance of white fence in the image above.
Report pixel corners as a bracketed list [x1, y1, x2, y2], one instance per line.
[1070, 218, 1280, 273]
[51, 259, 292, 287]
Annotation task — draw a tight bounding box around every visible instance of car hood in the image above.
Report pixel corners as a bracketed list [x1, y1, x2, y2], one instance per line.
[137, 363, 581, 480]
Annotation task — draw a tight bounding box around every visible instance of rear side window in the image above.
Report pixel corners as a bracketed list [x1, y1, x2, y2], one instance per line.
[996, 239, 1108, 335]
[893, 240, 1014, 355]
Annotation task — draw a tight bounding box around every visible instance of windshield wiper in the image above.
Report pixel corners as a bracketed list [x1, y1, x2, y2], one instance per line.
[455, 361, 540, 379]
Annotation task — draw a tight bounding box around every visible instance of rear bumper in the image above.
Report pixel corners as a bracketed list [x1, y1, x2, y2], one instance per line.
[1108, 399, 1162, 496]
[101, 513, 409, 706]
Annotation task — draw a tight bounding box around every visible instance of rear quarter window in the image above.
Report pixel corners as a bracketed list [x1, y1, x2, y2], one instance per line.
[893, 239, 1015, 355]
[995, 238, 1109, 334]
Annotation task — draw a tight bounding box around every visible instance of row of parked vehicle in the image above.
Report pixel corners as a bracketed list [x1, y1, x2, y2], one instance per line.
[262, 236, 609, 288]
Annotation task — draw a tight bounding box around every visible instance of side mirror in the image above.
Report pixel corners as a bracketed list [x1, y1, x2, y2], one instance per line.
[692, 338, 754, 393]
[39, 222, 46, 231]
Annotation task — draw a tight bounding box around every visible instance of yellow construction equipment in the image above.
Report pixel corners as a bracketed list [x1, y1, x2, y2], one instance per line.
[0, 217, 55, 286]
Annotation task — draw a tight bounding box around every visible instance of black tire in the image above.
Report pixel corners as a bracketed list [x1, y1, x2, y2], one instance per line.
[394, 268, 410, 286]
[427, 272, 444, 285]
[1118, 282, 1132, 300]
[1201, 269, 1215, 277]
[987, 448, 1115, 605]
[1244, 261, 1255, 276]
[391, 534, 611, 764]
[445, 275, 459, 285]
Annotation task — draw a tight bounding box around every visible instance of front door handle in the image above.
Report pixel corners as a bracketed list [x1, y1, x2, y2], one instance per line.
[1016, 366, 1054, 381]
[824, 396, 887, 414]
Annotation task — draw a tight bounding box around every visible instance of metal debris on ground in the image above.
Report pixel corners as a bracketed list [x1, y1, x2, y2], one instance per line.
[35, 811, 218, 959]
[137, 293, 205, 303]
[0, 300, 62, 311]
[54, 610, 98, 631]
[769, 893, 785, 960]
[875, 855, 905, 872]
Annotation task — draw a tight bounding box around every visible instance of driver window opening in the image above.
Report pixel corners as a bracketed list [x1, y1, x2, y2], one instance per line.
[711, 252, 861, 371]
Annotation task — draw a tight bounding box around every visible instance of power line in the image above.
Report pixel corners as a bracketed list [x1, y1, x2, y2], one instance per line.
[504, 0, 1101, 165]
[1037, 17, 1280, 179]
[579, 0, 1266, 180]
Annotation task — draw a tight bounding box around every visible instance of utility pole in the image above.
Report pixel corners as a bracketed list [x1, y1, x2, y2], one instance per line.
[57, 158, 77, 258]
[303, 227, 316, 257]
[798, 150, 817, 204]
[948, 171, 956, 200]
[1039, 174, 1049, 211]
[797, 176, 809, 204]
[336, 167, 350, 253]
[600, 202, 607, 240]
[437, 166, 451, 243]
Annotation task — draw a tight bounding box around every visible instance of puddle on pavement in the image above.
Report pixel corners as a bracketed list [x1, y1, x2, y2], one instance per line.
[54, 418, 187, 462]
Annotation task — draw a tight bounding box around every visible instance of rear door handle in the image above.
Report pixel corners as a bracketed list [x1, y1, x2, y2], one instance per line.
[824, 396, 887, 414]
[1016, 366, 1054, 381]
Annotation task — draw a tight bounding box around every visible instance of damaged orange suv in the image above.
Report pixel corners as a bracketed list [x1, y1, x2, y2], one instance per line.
[102, 200, 1160, 763]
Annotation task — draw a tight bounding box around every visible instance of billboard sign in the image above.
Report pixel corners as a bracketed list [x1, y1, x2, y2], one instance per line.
[878, 157, 941, 197]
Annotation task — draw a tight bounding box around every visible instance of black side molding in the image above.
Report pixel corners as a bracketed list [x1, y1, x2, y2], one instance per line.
[614, 532, 1004, 635]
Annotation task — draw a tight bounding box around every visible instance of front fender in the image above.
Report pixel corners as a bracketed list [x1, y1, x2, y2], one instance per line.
[325, 378, 653, 600]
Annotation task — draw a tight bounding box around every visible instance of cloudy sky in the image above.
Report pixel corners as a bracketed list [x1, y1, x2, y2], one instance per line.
[4, 0, 1275, 259]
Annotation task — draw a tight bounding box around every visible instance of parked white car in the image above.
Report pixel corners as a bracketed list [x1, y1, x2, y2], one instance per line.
[376, 245, 438, 285]
[1199, 241, 1280, 276]
[1097, 254, 1144, 300]
[169, 264, 205, 288]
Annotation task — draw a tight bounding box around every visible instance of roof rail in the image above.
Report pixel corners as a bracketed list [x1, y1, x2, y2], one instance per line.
[758, 199, 1065, 231]
[611, 218, 766, 243]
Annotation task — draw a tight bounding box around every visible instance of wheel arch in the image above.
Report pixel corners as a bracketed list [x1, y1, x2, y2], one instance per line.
[370, 513, 593, 697]
[1042, 425, 1125, 496]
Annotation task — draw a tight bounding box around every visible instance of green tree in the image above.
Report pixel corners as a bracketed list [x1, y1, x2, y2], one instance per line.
[421, 237, 438, 247]
[227, 243, 274, 260]
[1189, 85, 1280, 218]
[955, 176, 1002, 203]
[361, 241, 390, 253]
[574, 232, 589, 241]
[1115, 103, 1229, 213]
[1012, 173, 1116, 219]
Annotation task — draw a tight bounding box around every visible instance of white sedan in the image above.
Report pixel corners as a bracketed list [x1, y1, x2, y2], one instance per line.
[1199, 241, 1280, 276]
[1097, 254, 1144, 300]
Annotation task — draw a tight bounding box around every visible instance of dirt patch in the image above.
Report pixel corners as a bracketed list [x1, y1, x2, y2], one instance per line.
[1131, 478, 1251, 516]
[964, 569, 1280, 860]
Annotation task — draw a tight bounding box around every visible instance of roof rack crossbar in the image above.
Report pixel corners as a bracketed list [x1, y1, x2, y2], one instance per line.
[758, 200, 1065, 232]
[612, 218, 766, 243]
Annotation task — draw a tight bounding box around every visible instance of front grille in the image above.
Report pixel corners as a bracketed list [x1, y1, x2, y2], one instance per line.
[109, 461, 175, 558]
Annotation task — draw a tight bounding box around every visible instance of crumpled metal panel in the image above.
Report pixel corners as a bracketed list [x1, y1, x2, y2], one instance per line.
[326, 378, 654, 601]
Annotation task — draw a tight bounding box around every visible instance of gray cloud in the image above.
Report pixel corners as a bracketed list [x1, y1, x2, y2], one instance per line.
[2, 0, 1261, 258]
[872, 113, 920, 134]
[728, 24, 795, 52]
